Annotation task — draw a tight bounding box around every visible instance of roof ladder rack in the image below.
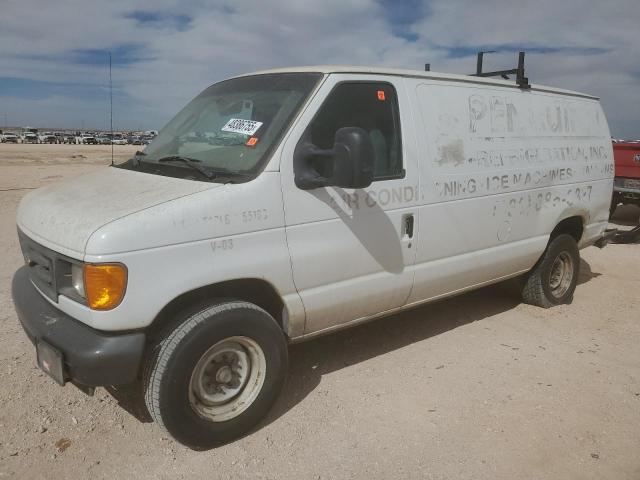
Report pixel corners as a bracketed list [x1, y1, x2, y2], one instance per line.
[470, 51, 531, 89]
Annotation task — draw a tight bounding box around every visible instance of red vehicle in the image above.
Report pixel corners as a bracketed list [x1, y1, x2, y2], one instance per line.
[611, 142, 640, 216]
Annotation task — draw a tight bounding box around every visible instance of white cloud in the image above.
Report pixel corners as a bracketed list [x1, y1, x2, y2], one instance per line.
[0, 0, 638, 137]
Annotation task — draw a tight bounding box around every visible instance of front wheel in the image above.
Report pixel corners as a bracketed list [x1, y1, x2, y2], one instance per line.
[521, 234, 580, 308]
[144, 301, 288, 449]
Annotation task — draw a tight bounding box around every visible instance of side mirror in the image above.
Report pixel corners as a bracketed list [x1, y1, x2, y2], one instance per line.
[294, 127, 374, 190]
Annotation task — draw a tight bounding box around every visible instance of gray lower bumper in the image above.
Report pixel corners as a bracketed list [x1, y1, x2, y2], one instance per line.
[12, 266, 146, 387]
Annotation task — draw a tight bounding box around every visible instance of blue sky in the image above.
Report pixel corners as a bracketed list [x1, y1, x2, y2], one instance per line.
[0, 0, 638, 138]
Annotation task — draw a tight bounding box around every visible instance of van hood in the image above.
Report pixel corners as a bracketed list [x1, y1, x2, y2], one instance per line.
[17, 167, 220, 258]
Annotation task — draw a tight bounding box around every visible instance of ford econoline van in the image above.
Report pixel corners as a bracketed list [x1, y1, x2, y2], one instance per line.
[12, 66, 614, 448]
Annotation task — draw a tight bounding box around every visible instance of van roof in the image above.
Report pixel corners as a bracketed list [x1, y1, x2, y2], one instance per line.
[239, 65, 599, 100]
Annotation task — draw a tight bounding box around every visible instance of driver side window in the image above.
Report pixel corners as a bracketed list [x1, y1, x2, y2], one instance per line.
[308, 82, 403, 180]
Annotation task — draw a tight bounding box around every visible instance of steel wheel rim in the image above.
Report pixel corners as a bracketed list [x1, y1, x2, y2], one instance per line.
[189, 336, 266, 422]
[549, 251, 574, 298]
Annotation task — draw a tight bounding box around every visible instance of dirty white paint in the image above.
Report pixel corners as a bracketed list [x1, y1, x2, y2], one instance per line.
[15, 68, 614, 340]
[280, 73, 419, 334]
[403, 80, 612, 305]
[17, 168, 219, 257]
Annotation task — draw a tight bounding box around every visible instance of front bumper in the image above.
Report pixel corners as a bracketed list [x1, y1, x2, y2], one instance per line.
[12, 266, 146, 387]
[613, 185, 640, 196]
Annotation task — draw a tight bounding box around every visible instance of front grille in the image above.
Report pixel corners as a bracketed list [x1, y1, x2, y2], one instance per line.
[17, 230, 86, 305]
[27, 248, 54, 292]
[18, 230, 71, 302]
[18, 230, 59, 301]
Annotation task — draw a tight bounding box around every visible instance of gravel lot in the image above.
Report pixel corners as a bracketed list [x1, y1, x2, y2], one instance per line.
[1, 144, 639, 479]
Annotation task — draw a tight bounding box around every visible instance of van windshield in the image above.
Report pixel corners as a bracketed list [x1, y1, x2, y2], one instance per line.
[118, 72, 322, 180]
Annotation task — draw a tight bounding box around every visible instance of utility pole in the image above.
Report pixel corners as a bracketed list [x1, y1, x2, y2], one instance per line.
[109, 51, 114, 166]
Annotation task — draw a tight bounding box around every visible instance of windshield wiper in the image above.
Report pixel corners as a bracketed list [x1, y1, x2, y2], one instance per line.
[157, 155, 254, 181]
[156, 155, 216, 180]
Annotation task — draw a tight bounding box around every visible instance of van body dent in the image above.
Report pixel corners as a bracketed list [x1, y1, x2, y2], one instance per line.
[12, 66, 613, 448]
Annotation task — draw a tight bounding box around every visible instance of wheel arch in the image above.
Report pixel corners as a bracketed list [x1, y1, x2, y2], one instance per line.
[550, 215, 584, 244]
[146, 278, 288, 343]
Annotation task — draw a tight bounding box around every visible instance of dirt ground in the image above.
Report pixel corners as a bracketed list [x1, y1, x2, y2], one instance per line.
[0, 144, 639, 480]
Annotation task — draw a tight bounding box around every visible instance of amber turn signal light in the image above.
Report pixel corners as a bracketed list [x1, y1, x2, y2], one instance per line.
[84, 263, 128, 310]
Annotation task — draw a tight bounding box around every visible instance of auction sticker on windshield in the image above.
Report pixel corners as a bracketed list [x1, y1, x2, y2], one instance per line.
[221, 118, 263, 136]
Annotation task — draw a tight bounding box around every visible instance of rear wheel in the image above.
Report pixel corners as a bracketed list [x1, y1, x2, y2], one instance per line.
[144, 300, 288, 449]
[522, 234, 580, 308]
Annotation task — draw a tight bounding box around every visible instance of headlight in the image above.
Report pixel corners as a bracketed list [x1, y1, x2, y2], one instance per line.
[84, 263, 128, 310]
[71, 264, 85, 298]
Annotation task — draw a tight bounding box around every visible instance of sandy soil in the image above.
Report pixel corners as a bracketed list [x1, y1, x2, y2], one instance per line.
[0, 144, 639, 479]
[0, 143, 139, 166]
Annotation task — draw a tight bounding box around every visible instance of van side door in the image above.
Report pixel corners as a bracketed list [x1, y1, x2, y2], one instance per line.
[280, 75, 419, 335]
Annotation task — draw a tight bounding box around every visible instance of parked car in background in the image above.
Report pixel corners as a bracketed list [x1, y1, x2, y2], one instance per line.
[128, 135, 144, 145]
[96, 135, 112, 145]
[63, 133, 77, 144]
[39, 132, 57, 144]
[1, 132, 19, 143]
[22, 132, 38, 143]
[112, 134, 128, 145]
[80, 134, 97, 145]
[611, 141, 640, 215]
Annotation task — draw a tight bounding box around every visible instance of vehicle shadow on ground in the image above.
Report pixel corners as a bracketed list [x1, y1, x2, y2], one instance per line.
[105, 384, 152, 423]
[578, 258, 601, 285]
[262, 258, 601, 431]
[104, 259, 603, 432]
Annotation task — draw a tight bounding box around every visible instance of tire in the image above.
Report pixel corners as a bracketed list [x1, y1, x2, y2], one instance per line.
[144, 300, 288, 449]
[610, 198, 618, 218]
[521, 234, 580, 308]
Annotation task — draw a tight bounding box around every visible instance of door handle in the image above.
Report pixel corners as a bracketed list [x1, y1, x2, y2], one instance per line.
[403, 214, 414, 239]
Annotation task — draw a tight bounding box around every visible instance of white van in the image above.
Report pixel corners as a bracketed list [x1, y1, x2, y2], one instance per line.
[12, 66, 614, 449]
